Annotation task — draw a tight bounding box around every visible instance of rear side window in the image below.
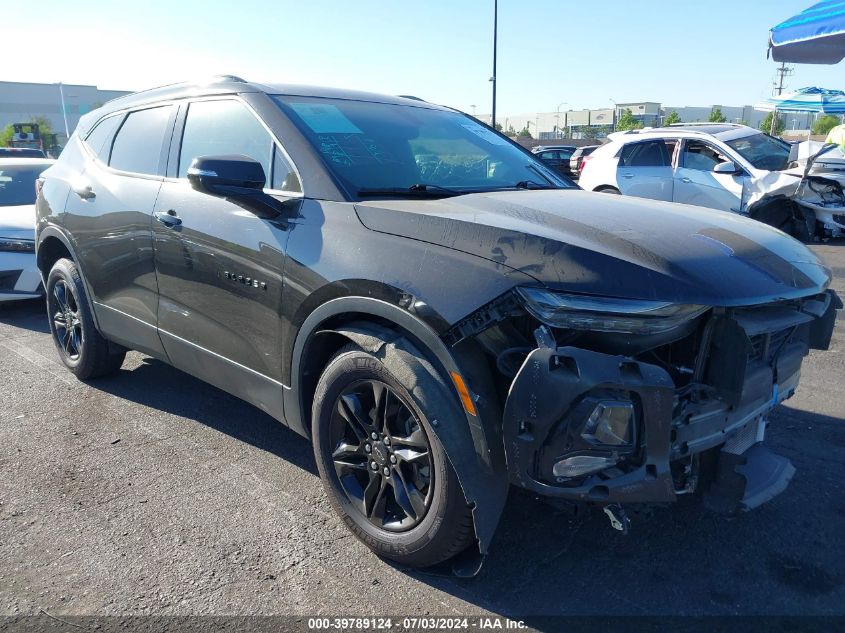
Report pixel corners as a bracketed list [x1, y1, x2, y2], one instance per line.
[618, 140, 670, 167]
[178, 100, 272, 179]
[109, 106, 173, 175]
[84, 115, 122, 162]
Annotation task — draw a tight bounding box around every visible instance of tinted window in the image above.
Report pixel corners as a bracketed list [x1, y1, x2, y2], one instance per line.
[271, 146, 301, 192]
[619, 140, 669, 167]
[179, 100, 272, 179]
[109, 106, 173, 175]
[0, 164, 50, 206]
[84, 115, 122, 162]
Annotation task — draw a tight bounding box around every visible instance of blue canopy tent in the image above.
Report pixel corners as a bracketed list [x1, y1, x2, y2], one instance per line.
[754, 87, 845, 137]
[769, 1, 845, 64]
[755, 87, 845, 113]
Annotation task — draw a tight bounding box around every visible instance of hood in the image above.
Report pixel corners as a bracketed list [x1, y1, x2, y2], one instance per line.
[355, 190, 831, 306]
[0, 204, 36, 235]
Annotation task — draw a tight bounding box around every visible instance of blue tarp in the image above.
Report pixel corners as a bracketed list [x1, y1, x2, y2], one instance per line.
[770, 1, 845, 64]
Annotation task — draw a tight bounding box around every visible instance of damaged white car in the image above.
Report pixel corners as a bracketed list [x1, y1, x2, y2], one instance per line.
[578, 123, 845, 240]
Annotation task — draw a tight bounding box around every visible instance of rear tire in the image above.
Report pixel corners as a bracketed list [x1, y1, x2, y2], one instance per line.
[596, 186, 620, 195]
[46, 258, 125, 380]
[312, 342, 474, 568]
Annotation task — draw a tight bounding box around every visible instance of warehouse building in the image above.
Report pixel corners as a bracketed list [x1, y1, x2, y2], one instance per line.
[0, 81, 130, 143]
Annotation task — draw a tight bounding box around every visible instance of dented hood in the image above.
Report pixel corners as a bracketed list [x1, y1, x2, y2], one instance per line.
[355, 189, 831, 306]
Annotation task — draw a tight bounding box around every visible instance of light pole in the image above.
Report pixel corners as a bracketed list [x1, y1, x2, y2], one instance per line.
[58, 82, 70, 139]
[609, 97, 618, 132]
[470, 104, 477, 116]
[490, 0, 498, 129]
[556, 101, 568, 139]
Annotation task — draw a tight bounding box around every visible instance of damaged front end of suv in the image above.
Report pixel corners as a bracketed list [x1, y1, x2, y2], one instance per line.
[390, 189, 842, 538]
[748, 142, 845, 240]
[449, 285, 838, 529]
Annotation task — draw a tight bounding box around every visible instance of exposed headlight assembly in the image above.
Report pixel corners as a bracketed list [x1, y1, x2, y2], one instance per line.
[516, 287, 708, 334]
[0, 238, 35, 253]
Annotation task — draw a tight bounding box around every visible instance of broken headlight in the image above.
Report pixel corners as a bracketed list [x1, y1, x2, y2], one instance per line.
[516, 287, 708, 334]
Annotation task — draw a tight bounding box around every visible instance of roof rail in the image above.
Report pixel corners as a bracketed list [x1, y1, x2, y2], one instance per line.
[397, 94, 426, 102]
[666, 122, 744, 127]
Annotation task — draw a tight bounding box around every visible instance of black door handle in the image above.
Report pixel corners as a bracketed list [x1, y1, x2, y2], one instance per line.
[154, 210, 182, 227]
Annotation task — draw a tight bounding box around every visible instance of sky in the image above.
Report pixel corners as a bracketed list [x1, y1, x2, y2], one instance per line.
[4, 0, 845, 116]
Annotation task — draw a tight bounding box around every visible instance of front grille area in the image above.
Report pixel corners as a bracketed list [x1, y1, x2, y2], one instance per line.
[749, 328, 794, 363]
[0, 270, 22, 291]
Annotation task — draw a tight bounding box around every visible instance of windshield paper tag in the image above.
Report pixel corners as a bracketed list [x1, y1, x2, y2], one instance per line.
[460, 122, 510, 146]
[289, 103, 362, 134]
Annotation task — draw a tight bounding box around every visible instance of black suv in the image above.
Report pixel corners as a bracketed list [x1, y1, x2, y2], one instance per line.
[36, 77, 839, 571]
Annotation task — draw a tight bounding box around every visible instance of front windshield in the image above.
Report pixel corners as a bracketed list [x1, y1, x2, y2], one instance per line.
[273, 96, 573, 197]
[0, 164, 47, 207]
[724, 133, 791, 171]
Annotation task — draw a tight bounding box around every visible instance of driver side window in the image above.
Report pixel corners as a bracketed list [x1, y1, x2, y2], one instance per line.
[179, 99, 272, 180]
[682, 140, 730, 171]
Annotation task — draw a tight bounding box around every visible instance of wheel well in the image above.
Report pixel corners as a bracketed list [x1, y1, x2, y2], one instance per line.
[37, 236, 72, 277]
[297, 313, 444, 437]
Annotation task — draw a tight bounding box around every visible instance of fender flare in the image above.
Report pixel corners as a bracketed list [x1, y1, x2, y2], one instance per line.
[284, 296, 509, 554]
[36, 226, 102, 330]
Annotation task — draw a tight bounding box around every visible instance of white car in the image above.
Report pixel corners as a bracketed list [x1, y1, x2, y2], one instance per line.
[1, 157, 55, 302]
[578, 123, 845, 239]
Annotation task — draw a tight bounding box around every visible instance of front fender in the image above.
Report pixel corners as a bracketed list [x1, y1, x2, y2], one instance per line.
[286, 298, 509, 555]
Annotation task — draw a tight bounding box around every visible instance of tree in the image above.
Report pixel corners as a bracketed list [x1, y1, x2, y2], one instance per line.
[494, 122, 503, 131]
[663, 111, 681, 126]
[759, 111, 785, 136]
[517, 127, 532, 138]
[709, 107, 727, 123]
[812, 114, 841, 136]
[615, 109, 642, 131]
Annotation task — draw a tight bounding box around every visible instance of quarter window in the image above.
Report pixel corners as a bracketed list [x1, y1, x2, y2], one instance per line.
[109, 106, 173, 175]
[84, 115, 122, 162]
[271, 146, 301, 192]
[179, 100, 272, 180]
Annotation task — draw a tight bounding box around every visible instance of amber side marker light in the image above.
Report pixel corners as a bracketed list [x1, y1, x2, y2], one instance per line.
[449, 371, 477, 416]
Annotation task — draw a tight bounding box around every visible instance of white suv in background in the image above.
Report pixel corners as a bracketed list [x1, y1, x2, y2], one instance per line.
[0, 158, 54, 302]
[579, 123, 845, 240]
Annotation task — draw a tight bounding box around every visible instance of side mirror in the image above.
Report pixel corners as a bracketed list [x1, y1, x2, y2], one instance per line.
[187, 155, 281, 218]
[713, 160, 742, 175]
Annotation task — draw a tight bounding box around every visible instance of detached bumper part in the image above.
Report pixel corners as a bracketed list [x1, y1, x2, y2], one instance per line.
[703, 443, 795, 514]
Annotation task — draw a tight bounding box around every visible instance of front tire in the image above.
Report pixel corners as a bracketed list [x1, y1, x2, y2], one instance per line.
[312, 343, 474, 568]
[46, 258, 125, 379]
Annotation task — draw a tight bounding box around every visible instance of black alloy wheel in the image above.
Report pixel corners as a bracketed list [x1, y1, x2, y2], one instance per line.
[49, 278, 83, 361]
[329, 379, 434, 532]
[45, 258, 126, 379]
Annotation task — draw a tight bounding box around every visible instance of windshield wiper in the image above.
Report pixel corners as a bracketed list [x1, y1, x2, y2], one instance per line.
[357, 183, 466, 198]
[513, 180, 556, 190]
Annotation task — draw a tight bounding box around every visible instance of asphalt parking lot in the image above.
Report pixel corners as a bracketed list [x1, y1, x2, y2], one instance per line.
[0, 243, 843, 623]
